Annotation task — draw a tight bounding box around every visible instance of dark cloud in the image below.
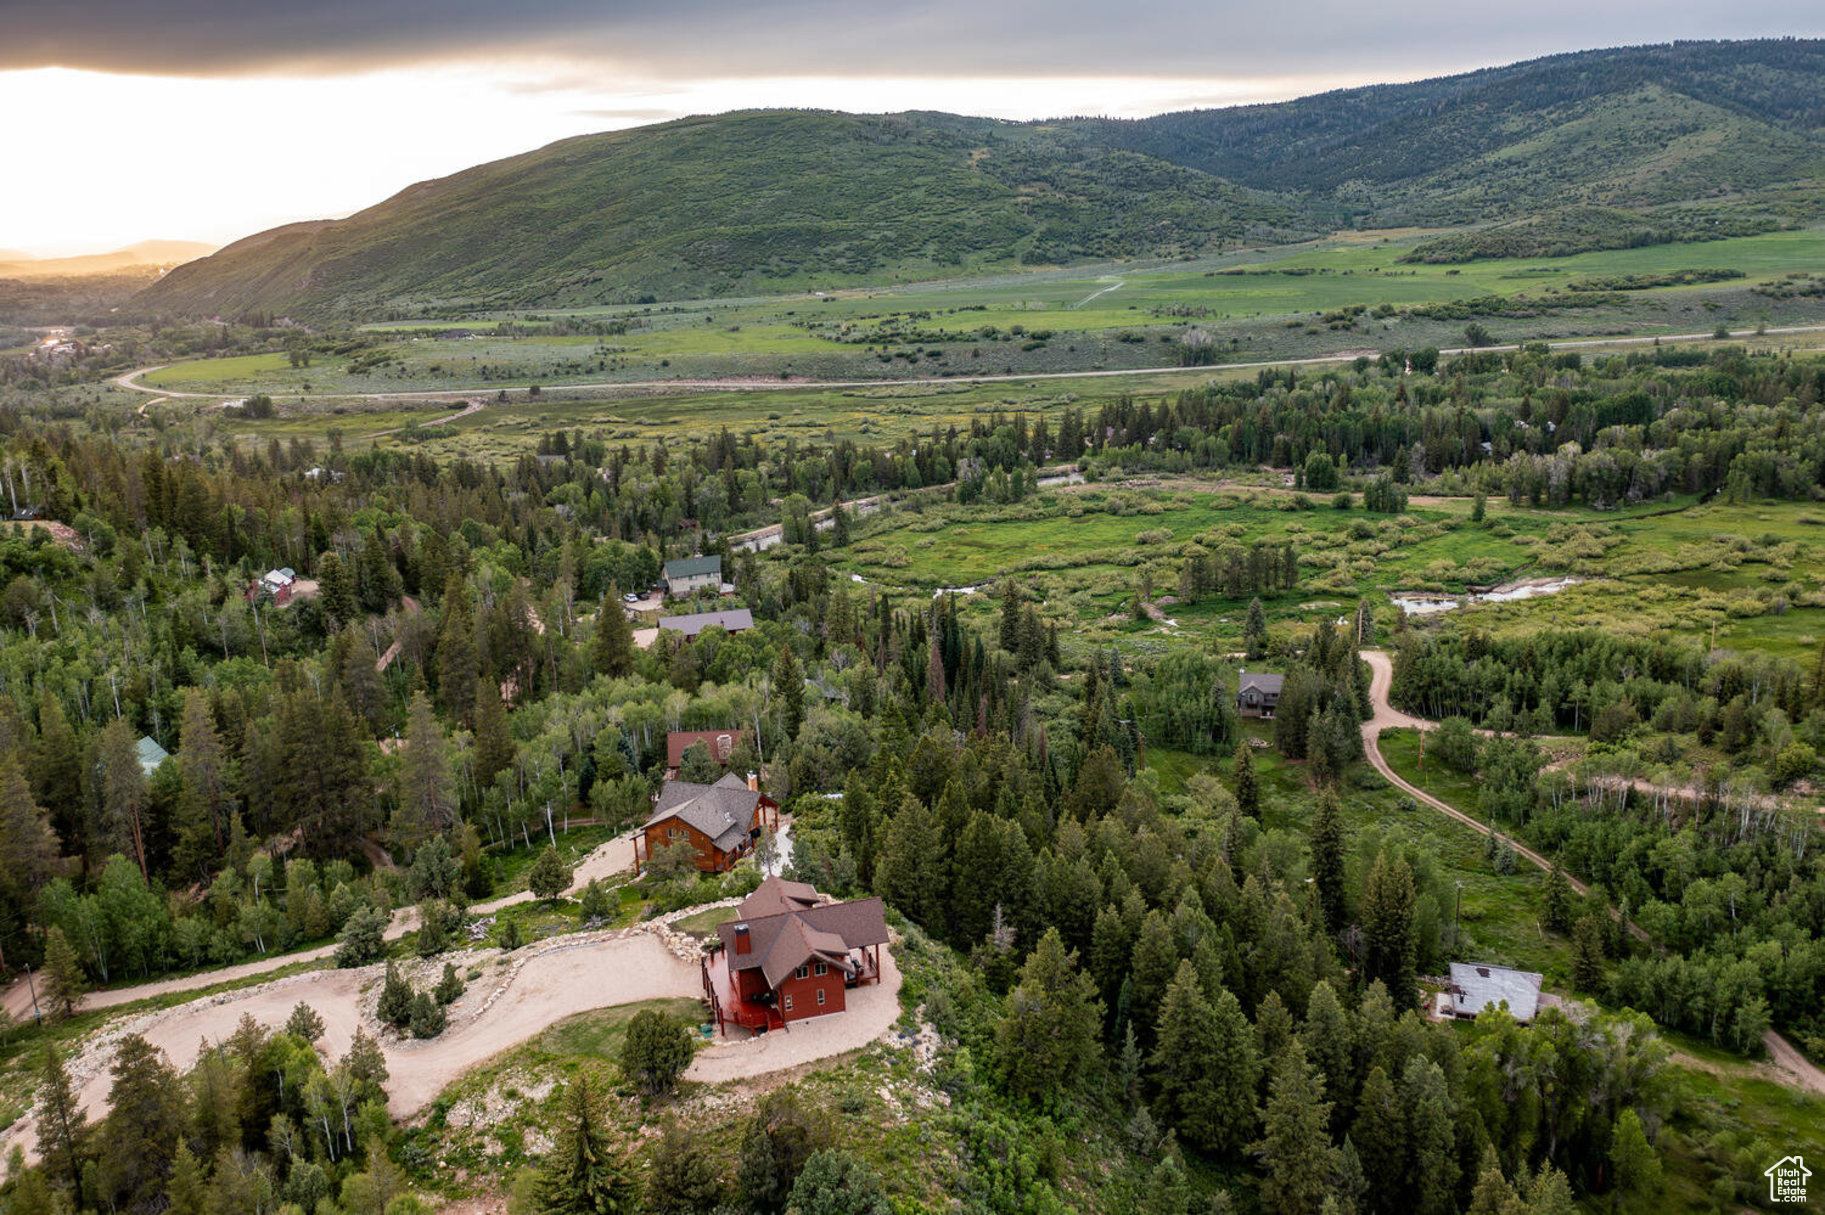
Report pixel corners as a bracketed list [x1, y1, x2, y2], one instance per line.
[7, 0, 1823, 83]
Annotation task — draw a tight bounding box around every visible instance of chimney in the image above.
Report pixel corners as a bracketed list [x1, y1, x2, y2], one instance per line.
[747, 771, 759, 792]
[734, 924, 751, 955]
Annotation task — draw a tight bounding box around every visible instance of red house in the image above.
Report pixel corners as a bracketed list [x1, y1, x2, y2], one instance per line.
[702, 878, 889, 1034]
[633, 772, 778, 874]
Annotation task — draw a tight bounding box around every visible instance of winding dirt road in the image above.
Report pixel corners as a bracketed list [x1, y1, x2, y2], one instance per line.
[1356, 648, 1825, 1098]
[0, 826, 646, 1024]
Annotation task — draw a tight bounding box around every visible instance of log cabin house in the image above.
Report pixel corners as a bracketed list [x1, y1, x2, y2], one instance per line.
[633, 772, 778, 874]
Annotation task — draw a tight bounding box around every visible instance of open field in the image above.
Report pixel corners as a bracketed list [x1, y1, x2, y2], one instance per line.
[817, 480, 1825, 665]
[128, 226, 1825, 410]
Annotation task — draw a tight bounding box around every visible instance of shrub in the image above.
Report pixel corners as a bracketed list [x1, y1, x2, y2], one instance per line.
[622, 1009, 695, 1095]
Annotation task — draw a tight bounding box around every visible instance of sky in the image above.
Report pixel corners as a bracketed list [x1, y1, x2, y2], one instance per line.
[2, 1, 1821, 255]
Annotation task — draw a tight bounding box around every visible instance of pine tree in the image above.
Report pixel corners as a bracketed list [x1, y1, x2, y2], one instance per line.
[1300, 980, 1356, 1129]
[164, 1140, 209, 1215]
[435, 961, 465, 1005]
[1466, 1145, 1526, 1215]
[35, 1042, 89, 1191]
[0, 755, 56, 904]
[33, 690, 83, 851]
[394, 691, 456, 850]
[1349, 1065, 1404, 1212]
[738, 1088, 825, 1214]
[592, 585, 637, 679]
[335, 903, 390, 968]
[995, 929, 1103, 1103]
[1253, 1039, 1334, 1215]
[537, 1075, 641, 1213]
[648, 1122, 723, 1215]
[377, 963, 414, 1028]
[1138, 1149, 1193, 1215]
[784, 1149, 892, 1215]
[1151, 961, 1259, 1156]
[473, 684, 517, 786]
[98, 716, 150, 879]
[285, 1001, 327, 1042]
[95, 1033, 188, 1212]
[1361, 852, 1417, 1009]
[876, 796, 943, 930]
[1232, 741, 1259, 817]
[621, 1009, 693, 1095]
[1399, 1056, 1458, 1215]
[1244, 597, 1268, 659]
[1571, 914, 1607, 992]
[1608, 1108, 1661, 1196]
[409, 990, 446, 1038]
[176, 688, 228, 854]
[772, 644, 805, 744]
[1309, 788, 1348, 936]
[437, 574, 478, 720]
[1541, 865, 1575, 934]
[41, 925, 86, 1020]
[317, 550, 358, 630]
[527, 845, 571, 901]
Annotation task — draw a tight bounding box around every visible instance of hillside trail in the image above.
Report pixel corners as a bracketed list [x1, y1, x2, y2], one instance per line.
[0, 824, 645, 1023]
[1355, 648, 1825, 1098]
[109, 321, 1825, 406]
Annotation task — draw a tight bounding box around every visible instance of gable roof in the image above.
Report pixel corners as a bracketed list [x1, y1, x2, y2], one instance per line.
[1448, 962, 1543, 1022]
[646, 776, 769, 852]
[664, 555, 722, 580]
[1238, 670, 1285, 695]
[657, 609, 753, 638]
[717, 896, 890, 989]
[136, 736, 171, 773]
[666, 729, 749, 769]
[740, 875, 824, 919]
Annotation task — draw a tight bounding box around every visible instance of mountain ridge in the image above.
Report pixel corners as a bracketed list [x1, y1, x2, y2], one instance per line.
[134, 38, 1825, 319]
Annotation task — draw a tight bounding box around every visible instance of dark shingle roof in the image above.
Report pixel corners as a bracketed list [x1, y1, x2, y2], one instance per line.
[717, 896, 889, 989]
[1238, 670, 1285, 695]
[740, 876, 823, 919]
[647, 776, 767, 852]
[657, 609, 753, 638]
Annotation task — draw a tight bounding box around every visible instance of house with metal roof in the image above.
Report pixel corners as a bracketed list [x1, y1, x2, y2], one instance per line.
[663, 554, 723, 597]
[656, 608, 753, 639]
[136, 736, 171, 775]
[1444, 962, 1543, 1023]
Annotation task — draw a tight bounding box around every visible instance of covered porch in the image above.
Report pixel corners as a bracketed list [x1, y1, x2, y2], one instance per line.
[699, 940, 884, 1036]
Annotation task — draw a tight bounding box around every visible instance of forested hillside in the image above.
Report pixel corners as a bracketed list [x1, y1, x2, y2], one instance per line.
[133, 39, 1825, 321]
[1, 338, 1822, 1211]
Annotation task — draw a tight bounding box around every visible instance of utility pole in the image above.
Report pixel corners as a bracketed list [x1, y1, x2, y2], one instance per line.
[24, 962, 42, 1024]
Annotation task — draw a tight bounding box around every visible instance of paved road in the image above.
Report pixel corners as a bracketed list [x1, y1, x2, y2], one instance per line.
[1356, 648, 1825, 1097]
[109, 322, 1825, 407]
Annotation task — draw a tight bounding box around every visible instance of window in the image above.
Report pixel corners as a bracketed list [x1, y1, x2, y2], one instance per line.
[668, 827, 686, 839]
[814, 961, 828, 977]
[795, 965, 809, 980]
[816, 989, 827, 1007]
[783, 993, 793, 1011]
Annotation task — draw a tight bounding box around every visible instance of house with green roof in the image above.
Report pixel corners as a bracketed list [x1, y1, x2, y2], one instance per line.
[136, 736, 171, 775]
[663, 554, 722, 598]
